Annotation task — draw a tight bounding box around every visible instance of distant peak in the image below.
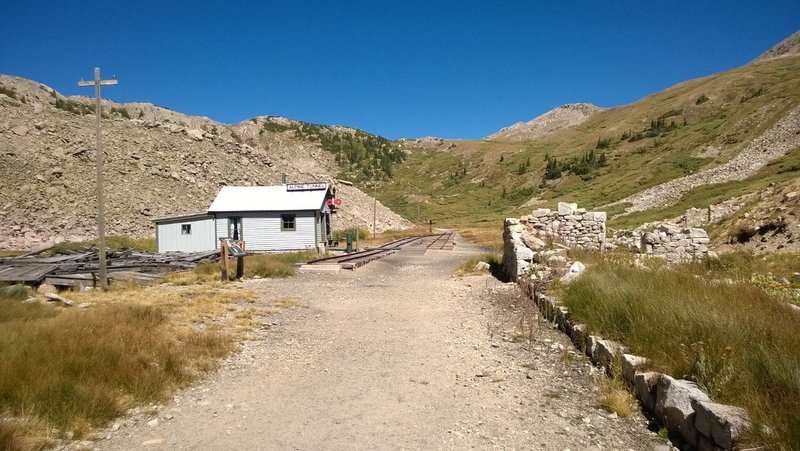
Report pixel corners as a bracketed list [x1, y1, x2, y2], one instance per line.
[487, 103, 601, 142]
[753, 30, 800, 63]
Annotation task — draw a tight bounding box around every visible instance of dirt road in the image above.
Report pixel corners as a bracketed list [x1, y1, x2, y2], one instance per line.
[96, 237, 664, 450]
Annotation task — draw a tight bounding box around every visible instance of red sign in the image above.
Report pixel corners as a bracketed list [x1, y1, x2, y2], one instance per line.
[334, 198, 342, 206]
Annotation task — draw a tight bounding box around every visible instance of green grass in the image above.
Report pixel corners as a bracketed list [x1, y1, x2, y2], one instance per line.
[49, 236, 156, 254]
[455, 253, 503, 277]
[332, 227, 371, 241]
[597, 355, 635, 417]
[561, 252, 800, 449]
[0, 279, 261, 448]
[54, 98, 95, 116]
[0, 285, 31, 301]
[243, 250, 319, 278]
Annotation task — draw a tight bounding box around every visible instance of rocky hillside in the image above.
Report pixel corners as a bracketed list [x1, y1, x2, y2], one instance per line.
[611, 104, 800, 213]
[753, 30, 800, 63]
[486, 103, 601, 141]
[0, 75, 410, 250]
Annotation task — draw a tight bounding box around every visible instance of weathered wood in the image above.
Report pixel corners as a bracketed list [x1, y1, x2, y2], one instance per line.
[44, 292, 75, 306]
[0, 264, 59, 282]
[0, 248, 220, 284]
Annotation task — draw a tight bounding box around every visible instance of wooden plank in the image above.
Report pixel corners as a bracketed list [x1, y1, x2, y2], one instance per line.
[45, 275, 94, 288]
[0, 264, 59, 282]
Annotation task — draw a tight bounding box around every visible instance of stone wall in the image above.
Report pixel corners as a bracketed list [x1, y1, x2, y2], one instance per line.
[640, 224, 711, 262]
[528, 202, 607, 249]
[684, 202, 744, 228]
[504, 202, 607, 279]
[684, 208, 709, 228]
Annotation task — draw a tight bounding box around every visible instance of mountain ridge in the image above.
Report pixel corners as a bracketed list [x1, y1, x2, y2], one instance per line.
[0, 75, 411, 250]
[487, 103, 601, 142]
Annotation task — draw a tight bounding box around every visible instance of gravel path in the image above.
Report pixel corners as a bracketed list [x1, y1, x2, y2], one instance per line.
[92, 237, 665, 450]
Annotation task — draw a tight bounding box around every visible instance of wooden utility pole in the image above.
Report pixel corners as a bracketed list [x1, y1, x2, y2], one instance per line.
[372, 183, 377, 238]
[78, 68, 117, 290]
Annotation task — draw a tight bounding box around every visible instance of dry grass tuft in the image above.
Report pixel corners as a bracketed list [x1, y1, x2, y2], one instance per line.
[597, 356, 635, 417]
[0, 278, 263, 448]
[457, 226, 503, 251]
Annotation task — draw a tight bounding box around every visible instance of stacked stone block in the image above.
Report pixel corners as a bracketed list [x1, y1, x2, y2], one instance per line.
[504, 202, 607, 279]
[640, 224, 711, 262]
[527, 202, 607, 250]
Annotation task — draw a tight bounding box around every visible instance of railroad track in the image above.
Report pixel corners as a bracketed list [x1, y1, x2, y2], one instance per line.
[425, 231, 455, 251]
[303, 236, 425, 270]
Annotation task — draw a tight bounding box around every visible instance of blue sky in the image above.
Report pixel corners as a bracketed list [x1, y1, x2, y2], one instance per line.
[1, 1, 797, 139]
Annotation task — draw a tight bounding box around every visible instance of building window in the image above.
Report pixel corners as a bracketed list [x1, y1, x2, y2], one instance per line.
[281, 214, 296, 231]
[181, 224, 191, 235]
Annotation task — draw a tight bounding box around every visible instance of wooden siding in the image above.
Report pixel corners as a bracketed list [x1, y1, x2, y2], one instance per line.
[315, 212, 322, 243]
[214, 211, 319, 252]
[156, 216, 216, 253]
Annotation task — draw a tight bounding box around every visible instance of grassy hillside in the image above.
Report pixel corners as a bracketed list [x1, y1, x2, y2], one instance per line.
[375, 55, 800, 238]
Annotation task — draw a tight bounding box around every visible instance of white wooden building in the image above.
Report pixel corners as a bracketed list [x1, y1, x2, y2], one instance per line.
[153, 183, 336, 253]
[153, 213, 216, 253]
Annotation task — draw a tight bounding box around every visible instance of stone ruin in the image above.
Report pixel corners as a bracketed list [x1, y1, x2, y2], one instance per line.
[684, 204, 743, 228]
[504, 202, 715, 279]
[504, 202, 607, 279]
[640, 224, 712, 262]
[528, 202, 607, 249]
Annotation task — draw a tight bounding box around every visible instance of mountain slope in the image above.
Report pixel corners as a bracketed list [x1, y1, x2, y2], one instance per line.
[0, 75, 410, 250]
[379, 40, 800, 250]
[487, 103, 600, 141]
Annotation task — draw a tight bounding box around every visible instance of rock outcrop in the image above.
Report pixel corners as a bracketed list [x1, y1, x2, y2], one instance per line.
[753, 30, 800, 63]
[487, 103, 601, 142]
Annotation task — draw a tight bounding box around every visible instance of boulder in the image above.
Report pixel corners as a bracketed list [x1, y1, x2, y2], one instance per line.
[11, 125, 29, 136]
[622, 354, 648, 386]
[655, 376, 711, 446]
[659, 224, 682, 235]
[687, 228, 708, 239]
[634, 371, 661, 413]
[521, 232, 546, 251]
[37, 284, 57, 295]
[186, 129, 204, 141]
[560, 261, 585, 284]
[691, 400, 750, 450]
[515, 245, 534, 262]
[592, 338, 628, 371]
[569, 324, 587, 351]
[473, 261, 491, 271]
[557, 202, 577, 215]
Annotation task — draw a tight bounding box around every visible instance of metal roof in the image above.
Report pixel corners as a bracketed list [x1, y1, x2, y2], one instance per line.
[208, 184, 330, 213]
[151, 212, 214, 224]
